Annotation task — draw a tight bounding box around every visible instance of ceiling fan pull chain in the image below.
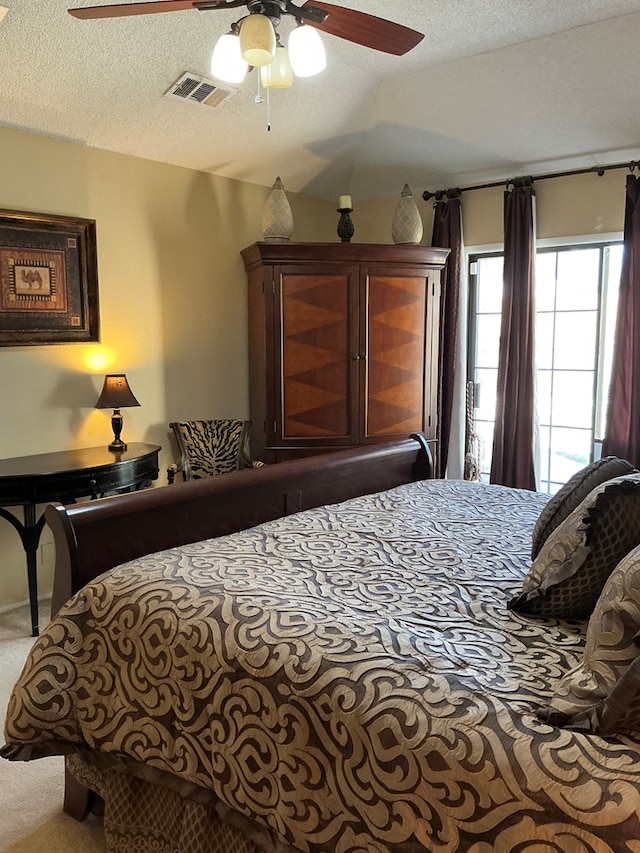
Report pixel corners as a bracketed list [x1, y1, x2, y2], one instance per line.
[254, 70, 271, 132]
[266, 86, 271, 132]
[255, 71, 264, 105]
[253, 74, 271, 132]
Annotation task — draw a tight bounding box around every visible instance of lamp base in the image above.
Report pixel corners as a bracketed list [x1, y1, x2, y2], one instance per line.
[108, 409, 127, 452]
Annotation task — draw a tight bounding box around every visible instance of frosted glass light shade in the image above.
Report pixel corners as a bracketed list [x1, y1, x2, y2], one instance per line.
[260, 46, 294, 89]
[240, 13, 276, 67]
[210, 33, 248, 84]
[288, 25, 326, 77]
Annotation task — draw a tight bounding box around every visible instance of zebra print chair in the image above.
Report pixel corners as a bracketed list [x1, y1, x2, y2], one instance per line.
[166, 419, 263, 484]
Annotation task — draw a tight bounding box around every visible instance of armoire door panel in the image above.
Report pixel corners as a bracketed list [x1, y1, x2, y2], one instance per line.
[366, 399, 425, 435]
[364, 274, 427, 438]
[280, 273, 353, 440]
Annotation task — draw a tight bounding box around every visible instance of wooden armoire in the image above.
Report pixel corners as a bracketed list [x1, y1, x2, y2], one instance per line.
[242, 242, 449, 463]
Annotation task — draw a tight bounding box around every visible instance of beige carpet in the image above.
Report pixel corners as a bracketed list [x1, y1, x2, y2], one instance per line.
[0, 602, 106, 853]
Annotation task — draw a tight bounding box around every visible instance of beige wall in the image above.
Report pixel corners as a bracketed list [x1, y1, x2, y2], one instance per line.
[351, 193, 434, 246]
[462, 169, 626, 246]
[0, 124, 628, 613]
[357, 169, 626, 246]
[0, 126, 338, 611]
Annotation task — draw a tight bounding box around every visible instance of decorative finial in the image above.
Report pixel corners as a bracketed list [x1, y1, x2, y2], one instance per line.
[392, 183, 423, 245]
[262, 176, 294, 242]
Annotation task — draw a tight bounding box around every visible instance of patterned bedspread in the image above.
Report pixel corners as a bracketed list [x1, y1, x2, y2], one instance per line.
[4, 480, 640, 852]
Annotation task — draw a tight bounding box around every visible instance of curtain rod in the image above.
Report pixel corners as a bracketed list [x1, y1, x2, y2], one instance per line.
[422, 158, 639, 201]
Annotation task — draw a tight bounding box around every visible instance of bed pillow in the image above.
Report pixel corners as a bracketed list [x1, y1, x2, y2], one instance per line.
[510, 473, 640, 618]
[531, 456, 635, 559]
[539, 544, 640, 733]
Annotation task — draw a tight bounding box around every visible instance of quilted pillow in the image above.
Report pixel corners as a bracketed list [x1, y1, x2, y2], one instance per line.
[510, 473, 640, 618]
[531, 456, 635, 559]
[539, 544, 640, 733]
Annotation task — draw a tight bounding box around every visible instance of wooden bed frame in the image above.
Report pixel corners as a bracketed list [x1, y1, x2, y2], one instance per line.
[43, 435, 432, 824]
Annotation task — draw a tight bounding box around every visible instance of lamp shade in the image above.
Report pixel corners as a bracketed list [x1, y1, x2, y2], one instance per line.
[95, 374, 140, 410]
[288, 24, 326, 77]
[239, 13, 276, 67]
[260, 45, 294, 89]
[211, 32, 248, 84]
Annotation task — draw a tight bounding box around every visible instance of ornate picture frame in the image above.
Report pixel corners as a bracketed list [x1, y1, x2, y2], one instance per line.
[0, 209, 99, 346]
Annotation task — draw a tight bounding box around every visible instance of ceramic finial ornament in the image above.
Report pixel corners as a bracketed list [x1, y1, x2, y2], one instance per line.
[262, 176, 294, 242]
[392, 183, 423, 245]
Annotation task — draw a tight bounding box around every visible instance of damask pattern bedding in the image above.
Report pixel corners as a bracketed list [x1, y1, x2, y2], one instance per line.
[4, 479, 640, 852]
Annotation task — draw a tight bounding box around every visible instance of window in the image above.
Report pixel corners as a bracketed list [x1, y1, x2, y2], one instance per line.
[468, 242, 623, 493]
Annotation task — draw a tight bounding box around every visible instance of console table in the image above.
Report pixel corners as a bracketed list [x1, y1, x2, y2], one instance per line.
[0, 442, 160, 636]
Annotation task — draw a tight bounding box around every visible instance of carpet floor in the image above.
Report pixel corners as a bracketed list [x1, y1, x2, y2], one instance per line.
[0, 602, 106, 853]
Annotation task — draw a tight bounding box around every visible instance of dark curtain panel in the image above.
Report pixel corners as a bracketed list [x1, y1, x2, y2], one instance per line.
[602, 174, 640, 467]
[431, 190, 462, 477]
[490, 179, 537, 490]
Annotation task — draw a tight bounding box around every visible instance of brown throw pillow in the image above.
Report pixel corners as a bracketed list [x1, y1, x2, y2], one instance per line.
[511, 473, 640, 618]
[531, 456, 635, 560]
[539, 544, 640, 733]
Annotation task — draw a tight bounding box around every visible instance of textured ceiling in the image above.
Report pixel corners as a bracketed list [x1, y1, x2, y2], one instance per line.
[1, 0, 640, 201]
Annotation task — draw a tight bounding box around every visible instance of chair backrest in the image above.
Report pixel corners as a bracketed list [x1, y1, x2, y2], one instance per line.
[170, 419, 251, 480]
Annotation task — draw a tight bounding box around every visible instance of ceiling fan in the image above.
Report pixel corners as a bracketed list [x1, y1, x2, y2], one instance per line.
[68, 1, 425, 57]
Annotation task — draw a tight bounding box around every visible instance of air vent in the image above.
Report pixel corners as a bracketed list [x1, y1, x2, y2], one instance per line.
[164, 72, 238, 108]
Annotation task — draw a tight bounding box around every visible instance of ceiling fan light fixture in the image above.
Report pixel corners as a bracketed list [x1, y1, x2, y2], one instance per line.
[260, 45, 294, 89]
[211, 32, 249, 85]
[288, 24, 326, 78]
[239, 13, 276, 67]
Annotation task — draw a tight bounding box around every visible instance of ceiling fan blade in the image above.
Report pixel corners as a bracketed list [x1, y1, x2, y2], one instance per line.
[301, 1, 423, 56]
[68, 1, 199, 19]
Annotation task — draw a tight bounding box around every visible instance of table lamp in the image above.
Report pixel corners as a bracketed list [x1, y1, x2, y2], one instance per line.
[95, 373, 140, 452]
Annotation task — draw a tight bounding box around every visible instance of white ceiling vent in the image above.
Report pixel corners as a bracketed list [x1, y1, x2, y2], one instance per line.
[164, 72, 238, 109]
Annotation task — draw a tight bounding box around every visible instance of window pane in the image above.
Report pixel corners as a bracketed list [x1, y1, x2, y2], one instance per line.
[475, 419, 495, 478]
[538, 425, 551, 491]
[551, 370, 594, 429]
[536, 312, 554, 369]
[553, 311, 597, 370]
[469, 242, 622, 495]
[474, 367, 498, 422]
[595, 244, 623, 438]
[537, 369, 552, 426]
[536, 252, 557, 312]
[556, 249, 599, 311]
[548, 427, 591, 485]
[477, 257, 503, 313]
[475, 314, 501, 369]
